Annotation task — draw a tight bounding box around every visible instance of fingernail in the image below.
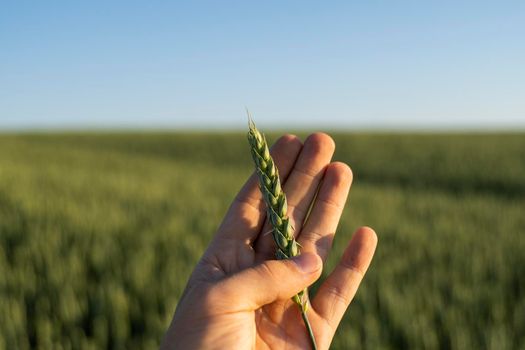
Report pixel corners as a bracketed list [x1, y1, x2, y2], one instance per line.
[294, 253, 321, 273]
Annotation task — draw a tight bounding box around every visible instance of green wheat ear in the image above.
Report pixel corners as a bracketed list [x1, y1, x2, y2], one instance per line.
[247, 113, 318, 350]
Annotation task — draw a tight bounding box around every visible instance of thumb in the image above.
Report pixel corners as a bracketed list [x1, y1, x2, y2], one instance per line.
[217, 253, 323, 309]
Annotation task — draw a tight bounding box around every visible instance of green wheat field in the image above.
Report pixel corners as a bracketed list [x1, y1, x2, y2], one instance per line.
[1, 132, 524, 349]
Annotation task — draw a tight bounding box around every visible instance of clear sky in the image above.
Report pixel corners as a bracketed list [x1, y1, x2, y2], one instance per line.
[1, 1, 524, 130]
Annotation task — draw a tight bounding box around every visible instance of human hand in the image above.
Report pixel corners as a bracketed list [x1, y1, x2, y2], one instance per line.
[161, 133, 377, 350]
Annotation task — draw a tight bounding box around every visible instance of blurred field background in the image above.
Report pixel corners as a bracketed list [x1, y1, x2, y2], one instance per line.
[1, 132, 524, 349]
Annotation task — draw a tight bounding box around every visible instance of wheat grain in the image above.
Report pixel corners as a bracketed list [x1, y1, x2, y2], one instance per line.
[247, 115, 318, 350]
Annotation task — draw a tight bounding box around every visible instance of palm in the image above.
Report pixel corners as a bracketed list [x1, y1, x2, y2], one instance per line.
[163, 133, 377, 350]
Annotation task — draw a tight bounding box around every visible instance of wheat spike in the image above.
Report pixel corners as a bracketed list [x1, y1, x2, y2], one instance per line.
[247, 115, 317, 350]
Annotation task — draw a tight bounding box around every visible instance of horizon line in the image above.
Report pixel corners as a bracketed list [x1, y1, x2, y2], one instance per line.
[1, 124, 525, 134]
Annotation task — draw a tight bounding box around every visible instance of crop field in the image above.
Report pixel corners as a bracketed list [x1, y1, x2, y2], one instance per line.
[0, 132, 524, 349]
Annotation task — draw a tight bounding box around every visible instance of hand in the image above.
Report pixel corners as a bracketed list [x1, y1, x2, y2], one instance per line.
[161, 133, 377, 350]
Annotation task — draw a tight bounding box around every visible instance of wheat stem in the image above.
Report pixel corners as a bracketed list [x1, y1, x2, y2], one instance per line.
[247, 115, 317, 350]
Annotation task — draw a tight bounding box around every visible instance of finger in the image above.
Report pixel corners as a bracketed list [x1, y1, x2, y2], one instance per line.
[215, 134, 302, 244]
[255, 133, 335, 258]
[213, 252, 322, 310]
[297, 162, 353, 262]
[312, 227, 377, 330]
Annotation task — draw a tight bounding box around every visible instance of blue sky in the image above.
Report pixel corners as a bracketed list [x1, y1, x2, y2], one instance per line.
[1, 1, 524, 130]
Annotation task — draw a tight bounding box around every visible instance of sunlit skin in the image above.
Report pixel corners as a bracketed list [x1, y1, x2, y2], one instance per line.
[161, 133, 378, 349]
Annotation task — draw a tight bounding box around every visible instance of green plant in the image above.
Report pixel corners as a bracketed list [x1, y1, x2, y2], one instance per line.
[247, 117, 317, 350]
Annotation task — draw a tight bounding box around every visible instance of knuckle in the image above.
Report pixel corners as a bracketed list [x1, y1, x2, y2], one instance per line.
[330, 286, 351, 306]
[258, 261, 280, 282]
[340, 260, 365, 278]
